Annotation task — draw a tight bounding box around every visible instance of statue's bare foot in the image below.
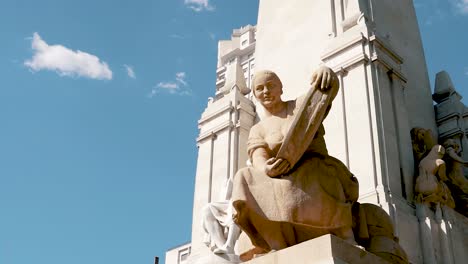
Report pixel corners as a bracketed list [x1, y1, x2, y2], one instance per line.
[213, 245, 234, 255]
[239, 247, 267, 262]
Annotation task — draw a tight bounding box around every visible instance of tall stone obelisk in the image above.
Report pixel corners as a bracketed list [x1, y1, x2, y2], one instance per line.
[253, 0, 436, 262]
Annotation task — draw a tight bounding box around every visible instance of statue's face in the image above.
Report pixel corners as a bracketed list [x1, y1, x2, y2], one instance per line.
[454, 144, 460, 153]
[253, 74, 282, 108]
[416, 129, 426, 141]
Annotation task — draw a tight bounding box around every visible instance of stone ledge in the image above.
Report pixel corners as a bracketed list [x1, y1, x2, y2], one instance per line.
[244, 235, 390, 264]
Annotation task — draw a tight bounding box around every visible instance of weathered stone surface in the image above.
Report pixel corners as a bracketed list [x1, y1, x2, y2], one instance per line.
[443, 138, 468, 216]
[414, 145, 454, 207]
[244, 235, 391, 264]
[232, 68, 358, 253]
[231, 68, 408, 264]
[201, 176, 241, 255]
[276, 70, 339, 168]
[188, 251, 240, 264]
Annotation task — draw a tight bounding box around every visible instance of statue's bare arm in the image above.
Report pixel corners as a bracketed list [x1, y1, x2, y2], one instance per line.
[447, 148, 468, 166]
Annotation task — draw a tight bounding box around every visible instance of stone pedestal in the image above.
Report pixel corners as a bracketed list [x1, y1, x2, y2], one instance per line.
[188, 252, 240, 264]
[244, 235, 390, 264]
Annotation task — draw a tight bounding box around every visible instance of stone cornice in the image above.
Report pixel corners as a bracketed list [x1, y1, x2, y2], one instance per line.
[321, 32, 407, 82]
[198, 103, 233, 127]
[219, 43, 255, 65]
[370, 35, 406, 83]
[197, 120, 234, 143]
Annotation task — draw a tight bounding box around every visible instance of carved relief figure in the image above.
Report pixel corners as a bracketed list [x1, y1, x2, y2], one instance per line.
[353, 203, 409, 264]
[415, 145, 455, 207]
[410, 127, 436, 164]
[443, 138, 468, 216]
[231, 67, 359, 252]
[201, 176, 241, 254]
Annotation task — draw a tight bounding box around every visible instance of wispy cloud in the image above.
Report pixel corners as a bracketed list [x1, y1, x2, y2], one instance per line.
[124, 64, 136, 79]
[184, 0, 214, 12]
[170, 34, 185, 39]
[175, 72, 187, 86]
[148, 71, 192, 98]
[453, 0, 468, 14]
[208, 32, 216, 40]
[24, 32, 112, 80]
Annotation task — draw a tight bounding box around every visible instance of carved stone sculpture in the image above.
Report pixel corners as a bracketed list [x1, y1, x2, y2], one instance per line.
[202, 176, 241, 255]
[410, 127, 436, 164]
[443, 138, 468, 216]
[414, 145, 455, 207]
[231, 68, 408, 263]
[353, 203, 409, 264]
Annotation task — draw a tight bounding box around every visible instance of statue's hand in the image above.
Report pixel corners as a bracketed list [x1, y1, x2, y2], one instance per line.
[264, 158, 290, 177]
[311, 66, 338, 91]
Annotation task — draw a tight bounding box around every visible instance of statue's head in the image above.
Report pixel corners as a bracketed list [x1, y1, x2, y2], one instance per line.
[428, 144, 445, 158]
[411, 127, 435, 152]
[443, 138, 461, 153]
[252, 70, 283, 109]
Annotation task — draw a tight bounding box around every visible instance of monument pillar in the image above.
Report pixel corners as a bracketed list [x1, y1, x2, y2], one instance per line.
[253, 0, 436, 262]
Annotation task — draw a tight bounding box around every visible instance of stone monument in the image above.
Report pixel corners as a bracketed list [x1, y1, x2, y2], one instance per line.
[165, 1, 468, 264]
[230, 67, 408, 264]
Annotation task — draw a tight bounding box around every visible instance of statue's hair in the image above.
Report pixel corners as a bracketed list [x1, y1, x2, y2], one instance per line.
[443, 138, 459, 149]
[410, 127, 427, 141]
[252, 70, 283, 90]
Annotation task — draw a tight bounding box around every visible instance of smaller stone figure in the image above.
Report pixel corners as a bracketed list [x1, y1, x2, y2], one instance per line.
[443, 138, 468, 216]
[201, 176, 241, 255]
[410, 127, 436, 164]
[415, 145, 454, 207]
[353, 203, 409, 264]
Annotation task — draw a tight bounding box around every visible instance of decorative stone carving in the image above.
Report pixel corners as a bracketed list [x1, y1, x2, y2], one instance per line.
[410, 126, 467, 263]
[231, 68, 408, 264]
[202, 176, 241, 255]
[443, 138, 468, 216]
[410, 127, 436, 164]
[217, 60, 251, 97]
[353, 203, 409, 264]
[414, 144, 455, 207]
[341, 0, 369, 32]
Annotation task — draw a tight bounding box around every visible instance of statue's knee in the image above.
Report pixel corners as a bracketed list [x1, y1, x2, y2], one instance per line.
[202, 205, 215, 221]
[233, 167, 251, 183]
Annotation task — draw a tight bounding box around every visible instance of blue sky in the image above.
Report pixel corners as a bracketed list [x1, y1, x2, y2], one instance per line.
[0, 1, 466, 264]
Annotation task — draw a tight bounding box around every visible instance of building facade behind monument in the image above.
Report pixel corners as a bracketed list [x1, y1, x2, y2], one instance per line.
[166, 26, 257, 264]
[165, 243, 191, 264]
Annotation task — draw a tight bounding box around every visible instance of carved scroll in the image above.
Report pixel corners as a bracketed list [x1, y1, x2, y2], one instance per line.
[276, 84, 338, 168]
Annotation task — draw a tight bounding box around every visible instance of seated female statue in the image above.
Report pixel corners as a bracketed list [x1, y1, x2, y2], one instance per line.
[231, 67, 359, 252]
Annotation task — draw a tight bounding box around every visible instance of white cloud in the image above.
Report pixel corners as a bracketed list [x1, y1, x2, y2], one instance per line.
[170, 34, 185, 39]
[175, 72, 187, 86]
[124, 64, 136, 79]
[148, 71, 192, 97]
[454, 0, 468, 14]
[157, 82, 179, 90]
[208, 32, 216, 40]
[24, 32, 112, 80]
[184, 0, 214, 12]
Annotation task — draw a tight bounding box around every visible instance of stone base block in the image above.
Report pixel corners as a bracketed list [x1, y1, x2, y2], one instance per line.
[188, 252, 241, 264]
[244, 235, 390, 264]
